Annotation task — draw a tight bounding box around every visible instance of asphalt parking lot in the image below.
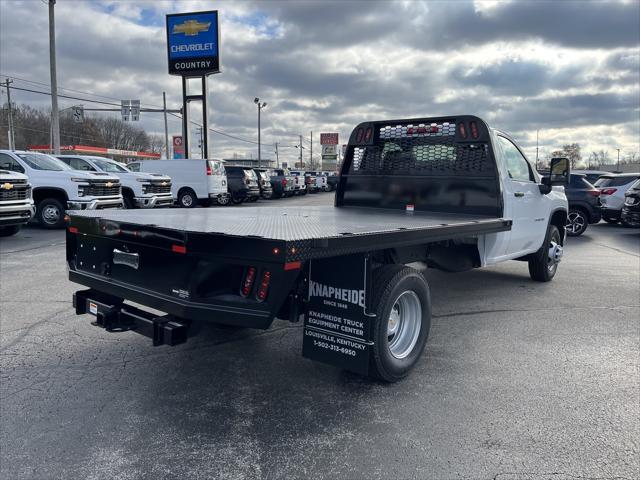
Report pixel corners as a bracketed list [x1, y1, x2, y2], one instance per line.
[1, 194, 638, 480]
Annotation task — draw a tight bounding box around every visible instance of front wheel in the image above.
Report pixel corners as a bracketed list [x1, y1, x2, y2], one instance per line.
[528, 224, 563, 282]
[368, 265, 431, 382]
[0, 225, 21, 237]
[36, 198, 66, 229]
[178, 189, 197, 208]
[566, 209, 588, 236]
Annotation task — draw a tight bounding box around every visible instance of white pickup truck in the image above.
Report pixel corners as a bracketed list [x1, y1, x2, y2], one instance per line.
[57, 155, 173, 209]
[0, 169, 35, 236]
[0, 150, 123, 229]
[67, 115, 570, 382]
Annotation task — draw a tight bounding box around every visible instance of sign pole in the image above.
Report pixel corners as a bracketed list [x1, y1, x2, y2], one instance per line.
[163, 92, 169, 158]
[181, 77, 189, 159]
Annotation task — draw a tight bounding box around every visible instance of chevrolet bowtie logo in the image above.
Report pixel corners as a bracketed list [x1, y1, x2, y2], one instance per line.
[105, 182, 113, 188]
[173, 19, 211, 36]
[161, 182, 167, 186]
[1, 183, 13, 190]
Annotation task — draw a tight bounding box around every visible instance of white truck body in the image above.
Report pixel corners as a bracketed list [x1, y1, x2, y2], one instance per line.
[57, 155, 173, 209]
[0, 150, 122, 228]
[0, 170, 35, 236]
[128, 159, 229, 207]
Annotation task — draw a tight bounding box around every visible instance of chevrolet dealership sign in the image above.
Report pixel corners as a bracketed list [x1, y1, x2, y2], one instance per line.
[166, 11, 220, 76]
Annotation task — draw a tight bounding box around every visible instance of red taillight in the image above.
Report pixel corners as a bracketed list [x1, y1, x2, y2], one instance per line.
[587, 190, 601, 197]
[256, 271, 271, 302]
[600, 188, 617, 195]
[470, 121, 479, 139]
[172, 244, 187, 254]
[282, 178, 287, 186]
[364, 127, 373, 142]
[206, 163, 212, 176]
[68, 226, 78, 234]
[284, 261, 301, 271]
[355, 128, 364, 143]
[240, 266, 256, 297]
[458, 123, 467, 139]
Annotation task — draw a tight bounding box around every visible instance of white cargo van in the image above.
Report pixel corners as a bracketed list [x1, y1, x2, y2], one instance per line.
[128, 159, 229, 207]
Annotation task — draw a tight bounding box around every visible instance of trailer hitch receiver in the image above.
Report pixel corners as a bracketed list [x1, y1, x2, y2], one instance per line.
[73, 289, 188, 346]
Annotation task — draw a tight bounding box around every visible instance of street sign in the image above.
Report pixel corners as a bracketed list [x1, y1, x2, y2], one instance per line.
[72, 106, 84, 124]
[173, 135, 185, 159]
[121, 100, 140, 121]
[166, 10, 220, 76]
[322, 145, 337, 156]
[320, 133, 339, 145]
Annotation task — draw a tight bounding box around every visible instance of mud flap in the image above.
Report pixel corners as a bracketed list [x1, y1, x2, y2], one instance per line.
[302, 253, 375, 375]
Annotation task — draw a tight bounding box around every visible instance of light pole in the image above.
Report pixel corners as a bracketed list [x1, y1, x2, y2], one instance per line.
[48, 0, 60, 155]
[535, 128, 539, 170]
[616, 148, 620, 172]
[254, 97, 267, 167]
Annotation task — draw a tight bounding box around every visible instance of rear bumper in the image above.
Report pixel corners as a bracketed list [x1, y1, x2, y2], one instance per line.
[602, 207, 622, 220]
[622, 207, 640, 226]
[68, 197, 123, 210]
[0, 201, 35, 226]
[135, 194, 173, 208]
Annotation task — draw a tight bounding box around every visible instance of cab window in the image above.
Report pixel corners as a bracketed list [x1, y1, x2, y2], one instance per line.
[0, 153, 25, 173]
[497, 136, 534, 182]
[67, 158, 94, 171]
[128, 162, 141, 172]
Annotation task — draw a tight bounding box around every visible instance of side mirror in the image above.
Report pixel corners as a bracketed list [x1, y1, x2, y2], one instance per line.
[540, 157, 570, 194]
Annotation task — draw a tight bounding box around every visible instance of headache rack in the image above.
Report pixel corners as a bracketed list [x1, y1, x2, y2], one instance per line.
[336, 115, 503, 217]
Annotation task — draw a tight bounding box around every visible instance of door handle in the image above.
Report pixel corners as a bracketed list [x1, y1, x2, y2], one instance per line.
[514, 192, 525, 198]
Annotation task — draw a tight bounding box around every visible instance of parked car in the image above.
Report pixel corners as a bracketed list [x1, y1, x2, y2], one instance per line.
[0, 169, 35, 237]
[302, 171, 318, 193]
[0, 150, 122, 228]
[573, 169, 611, 185]
[593, 173, 640, 223]
[306, 171, 328, 191]
[57, 155, 172, 209]
[270, 168, 295, 198]
[253, 168, 274, 199]
[128, 159, 229, 207]
[565, 173, 602, 236]
[289, 170, 307, 195]
[224, 165, 260, 204]
[621, 179, 640, 227]
[324, 171, 339, 191]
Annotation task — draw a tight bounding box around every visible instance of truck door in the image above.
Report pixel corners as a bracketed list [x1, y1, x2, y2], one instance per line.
[207, 160, 227, 195]
[496, 135, 547, 256]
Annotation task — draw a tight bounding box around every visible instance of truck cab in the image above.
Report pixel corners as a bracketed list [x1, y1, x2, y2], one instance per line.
[0, 169, 35, 237]
[0, 150, 122, 229]
[57, 155, 173, 209]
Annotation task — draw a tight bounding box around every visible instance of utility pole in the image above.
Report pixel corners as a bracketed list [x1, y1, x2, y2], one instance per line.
[48, 0, 60, 155]
[4, 79, 15, 150]
[536, 129, 540, 170]
[299, 135, 303, 167]
[274, 142, 279, 168]
[616, 148, 620, 171]
[254, 98, 267, 167]
[309, 131, 313, 169]
[162, 92, 169, 159]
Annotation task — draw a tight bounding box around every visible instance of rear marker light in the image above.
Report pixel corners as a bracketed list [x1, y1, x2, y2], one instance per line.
[459, 123, 467, 139]
[364, 127, 373, 142]
[600, 188, 617, 195]
[284, 261, 301, 271]
[172, 244, 187, 254]
[68, 226, 78, 234]
[256, 271, 271, 302]
[206, 164, 212, 176]
[470, 121, 479, 139]
[240, 266, 257, 297]
[355, 128, 364, 143]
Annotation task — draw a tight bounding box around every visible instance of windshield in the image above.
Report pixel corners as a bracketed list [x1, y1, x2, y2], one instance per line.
[17, 153, 71, 171]
[92, 158, 128, 173]
[594, 176, 639, 188]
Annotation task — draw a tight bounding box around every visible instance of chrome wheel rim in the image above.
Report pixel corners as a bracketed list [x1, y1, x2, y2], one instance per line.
[566, 212, 585, 234]
[181, 194, 193, 207]
[42, 204, 61, 224]
[547, 230, 563, 274]
[387, 291, 422, 359]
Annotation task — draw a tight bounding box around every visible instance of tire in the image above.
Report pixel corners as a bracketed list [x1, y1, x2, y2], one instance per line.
[566, 208, 588, 236]
[249, 196, 259, 202]
[0, 225, 21, 237]
[368, 265, 431, 382]
[528, 224, 563, 282]
[217, 195, 230, 206]
[178, 188, 197, 208]
[36, 198, 66, 229]
[122, 192, 135, 209]
[231, 194, 243, 204]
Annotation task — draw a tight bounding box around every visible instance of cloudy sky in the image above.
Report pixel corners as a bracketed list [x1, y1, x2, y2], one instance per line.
[1, 0, 638, 165]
